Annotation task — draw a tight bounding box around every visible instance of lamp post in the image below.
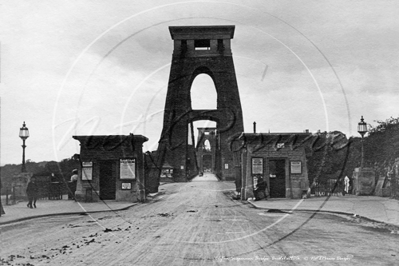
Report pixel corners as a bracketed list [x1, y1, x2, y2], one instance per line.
[19, 121, 29, 173]
[357, 116, 367, 169]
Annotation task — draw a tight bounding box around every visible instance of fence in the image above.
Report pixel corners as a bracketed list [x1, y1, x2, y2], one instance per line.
[3, 180, 73, 205]
[311, 179, 345, 197]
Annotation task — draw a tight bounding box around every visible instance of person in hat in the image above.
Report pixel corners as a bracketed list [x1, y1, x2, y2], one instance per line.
[70, 169, 78, 200]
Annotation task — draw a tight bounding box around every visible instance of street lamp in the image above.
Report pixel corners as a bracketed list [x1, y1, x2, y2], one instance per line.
[19, 121, 29, 172]
[357, 116, 367, 169]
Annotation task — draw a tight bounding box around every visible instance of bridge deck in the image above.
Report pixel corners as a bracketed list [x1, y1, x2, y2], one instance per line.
[191, 172, 218, 182]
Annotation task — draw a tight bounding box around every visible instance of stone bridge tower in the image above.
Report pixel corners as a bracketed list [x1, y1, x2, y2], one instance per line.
[150, 25, 244, 187]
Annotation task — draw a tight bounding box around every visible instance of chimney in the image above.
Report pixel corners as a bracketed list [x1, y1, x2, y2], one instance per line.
[253, 121, 257, 133]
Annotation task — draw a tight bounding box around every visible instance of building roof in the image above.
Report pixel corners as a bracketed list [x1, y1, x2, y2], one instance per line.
[72, 134, 148, 149]
[169, 25, 235, 40]
[233, 131, 350, 153]
[238, 132, 312, 142]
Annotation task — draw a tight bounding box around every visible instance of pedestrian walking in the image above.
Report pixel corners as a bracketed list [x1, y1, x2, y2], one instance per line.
[26, 177, 38, 208]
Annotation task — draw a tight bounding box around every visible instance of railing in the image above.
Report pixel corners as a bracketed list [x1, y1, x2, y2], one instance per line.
[48, 182, 64, 200]
[4, 181, 72, 204]
[311, 180, 345, 197]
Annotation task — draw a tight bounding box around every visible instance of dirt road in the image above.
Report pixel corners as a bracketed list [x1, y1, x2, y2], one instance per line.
[1, 174, 398, 265]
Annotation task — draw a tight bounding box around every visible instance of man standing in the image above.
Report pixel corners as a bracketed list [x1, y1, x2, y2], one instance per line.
[26, 177, 38, 208]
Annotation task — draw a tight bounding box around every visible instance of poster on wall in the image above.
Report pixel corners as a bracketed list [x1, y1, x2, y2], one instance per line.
[120, 159, 136, 179]
[290, 161, 302, 174]
[82, 162, 93, 180]
[252, 158, 263, 175]
[121, 183, 132, 190]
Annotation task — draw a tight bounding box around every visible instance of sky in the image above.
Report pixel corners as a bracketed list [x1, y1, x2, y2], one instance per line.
[1, 0, 398, 165]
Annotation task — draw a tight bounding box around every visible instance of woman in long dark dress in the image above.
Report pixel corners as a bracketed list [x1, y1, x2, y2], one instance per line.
[26, 177, 38, 208]
[254, 176, 267, 201]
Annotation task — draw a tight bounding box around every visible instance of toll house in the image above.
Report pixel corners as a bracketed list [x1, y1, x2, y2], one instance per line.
[72, 134, 148, 202]
[233, 132, 312, 199]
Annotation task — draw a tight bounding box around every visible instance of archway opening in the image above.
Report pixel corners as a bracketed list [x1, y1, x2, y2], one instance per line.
[204, 140, 211, 151]
[192, 120, 217, 147]
[190, 74, 217, 110]
[189, 120, 220, 175]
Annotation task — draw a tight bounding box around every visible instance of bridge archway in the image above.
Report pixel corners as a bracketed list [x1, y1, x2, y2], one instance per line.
[190, 72, 217, 110]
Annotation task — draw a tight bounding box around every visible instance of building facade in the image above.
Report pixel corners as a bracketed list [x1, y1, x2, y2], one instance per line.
[232, 133, 311, 199]
[73, 134, 148, 202]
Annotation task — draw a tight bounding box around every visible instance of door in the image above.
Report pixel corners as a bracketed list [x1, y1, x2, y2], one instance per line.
[269, 159, 286, 198]
[99, 161, 116, 200]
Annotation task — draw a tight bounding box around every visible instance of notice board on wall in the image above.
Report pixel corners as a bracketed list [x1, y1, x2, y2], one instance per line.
[120, 159, 136, 180]
[290, 161, 302, 174]
[82, 162, 92, 180]
[252, 158, 263, 175]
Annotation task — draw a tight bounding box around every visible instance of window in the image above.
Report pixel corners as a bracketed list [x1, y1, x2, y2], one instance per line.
[217, 39, 224, 51]
[181, 40, 187, 53]
[194, 39, 210, 50]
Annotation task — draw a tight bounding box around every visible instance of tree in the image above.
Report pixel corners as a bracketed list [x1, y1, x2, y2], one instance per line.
[365, 116, 399, 168]
[306, 132, 360, 191]
[0, 157, 80, 194]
